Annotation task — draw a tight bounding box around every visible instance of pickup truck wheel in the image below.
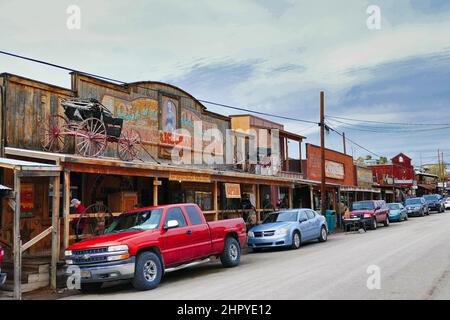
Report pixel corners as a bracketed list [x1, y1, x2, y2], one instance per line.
[132, 252, 163, 291]
[291, 231, 301, 249]
[220, 237, 241, 268]
[79, 282, 102, 294]
[318, 226, 327, 242]
[370, 218, 377, 230]
[383, 217, 390, 227]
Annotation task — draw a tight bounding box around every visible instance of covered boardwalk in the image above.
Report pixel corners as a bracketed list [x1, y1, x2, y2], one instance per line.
[0, 157, 61, 300]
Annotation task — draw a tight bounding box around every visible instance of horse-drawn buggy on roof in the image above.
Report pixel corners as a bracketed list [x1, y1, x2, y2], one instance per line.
[38, 98, 142, 161]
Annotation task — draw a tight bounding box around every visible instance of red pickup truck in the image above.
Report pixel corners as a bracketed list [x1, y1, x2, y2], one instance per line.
[344, 200, 390, 230]
[65, 203, 246, 293]
[0, 245, 6, 285]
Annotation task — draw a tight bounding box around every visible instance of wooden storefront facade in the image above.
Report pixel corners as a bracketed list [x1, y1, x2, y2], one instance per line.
[0, 72, 310, 298]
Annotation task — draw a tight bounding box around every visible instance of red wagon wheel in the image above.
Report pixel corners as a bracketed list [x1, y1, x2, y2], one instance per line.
[75, 118, 107, 157]
[38, 115, 69, 153]
[117, 128, 142, 161]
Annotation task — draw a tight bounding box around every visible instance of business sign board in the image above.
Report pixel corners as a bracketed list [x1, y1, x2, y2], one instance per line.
[225, 183, 241, 198]
[325, 160, 345, 180]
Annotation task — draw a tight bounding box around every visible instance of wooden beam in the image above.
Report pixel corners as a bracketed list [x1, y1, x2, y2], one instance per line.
[153, 178, 159, 206]
[13, 172, 21, 300]
[21, 226, 53, 253]
[288, 187, 294, 209]
[213, 180, 218, 221]
[51, 175, 61, 290]
[310, 186, 314, 210]
[63, 171, 70, 250]
[255, 184, 261, 223]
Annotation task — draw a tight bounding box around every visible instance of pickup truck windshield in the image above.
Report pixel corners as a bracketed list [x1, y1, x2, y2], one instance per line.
[105, 209, 163, 234]
[351, 201, 375, 211]
[263, 211, 298, 223]
[405, 198, 422, 205]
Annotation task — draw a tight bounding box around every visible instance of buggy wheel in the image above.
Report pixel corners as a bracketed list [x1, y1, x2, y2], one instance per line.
[117, 128, 142, 161]
[75, 118, 107, 157]
[39, 115, 69, 153]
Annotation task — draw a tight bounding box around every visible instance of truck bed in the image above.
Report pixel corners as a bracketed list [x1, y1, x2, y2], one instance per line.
[207, 218, 246, 254]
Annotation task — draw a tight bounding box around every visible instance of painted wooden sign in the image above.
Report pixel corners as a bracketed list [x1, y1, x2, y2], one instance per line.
[225, 183, 241, 198]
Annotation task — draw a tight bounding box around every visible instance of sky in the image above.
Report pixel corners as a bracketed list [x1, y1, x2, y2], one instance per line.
[0, 0, 449, 165]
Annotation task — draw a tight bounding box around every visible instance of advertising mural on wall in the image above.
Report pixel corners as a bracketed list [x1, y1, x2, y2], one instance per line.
[101, 94, 159, 144]
[305, 143, 356, 186]
[356, 166, 373, 188]
[325, 160, 345, 180]
[20, 184, 34, 218]
[161, 96, 179, 133]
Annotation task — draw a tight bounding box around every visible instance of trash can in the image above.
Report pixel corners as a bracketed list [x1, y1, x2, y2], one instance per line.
[325, 209, 336, 233]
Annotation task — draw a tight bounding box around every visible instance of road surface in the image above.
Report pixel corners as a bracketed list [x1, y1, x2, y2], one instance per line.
[63, 211, 450, 300]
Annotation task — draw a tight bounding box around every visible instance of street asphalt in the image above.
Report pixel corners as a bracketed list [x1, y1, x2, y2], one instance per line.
[63, 211, 450, 300]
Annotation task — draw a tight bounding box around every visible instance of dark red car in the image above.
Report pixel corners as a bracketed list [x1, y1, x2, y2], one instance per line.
[0, 245, 6, 285]
[65, 203, 246, 293]
[345, 200, 390, 230]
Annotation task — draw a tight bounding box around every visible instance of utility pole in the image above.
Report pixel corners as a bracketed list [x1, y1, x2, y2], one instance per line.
[320, 91, 326, 215]
[342, 132, 347, 155]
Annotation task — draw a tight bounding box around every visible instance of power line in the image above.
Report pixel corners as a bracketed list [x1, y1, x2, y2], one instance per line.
[326, 115, 450, 126]
[0, 49, 319, 125]
[326, 118, 450, 133]
[325, 123, 382, 158]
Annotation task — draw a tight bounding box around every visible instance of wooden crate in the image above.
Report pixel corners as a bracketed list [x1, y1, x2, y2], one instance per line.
[108, 192, 138, 212]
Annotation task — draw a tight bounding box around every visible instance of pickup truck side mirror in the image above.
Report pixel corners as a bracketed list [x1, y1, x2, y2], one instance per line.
[165, 220, 179, 230]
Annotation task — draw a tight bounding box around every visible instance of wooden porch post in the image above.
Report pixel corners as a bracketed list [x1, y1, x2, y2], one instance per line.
[63, 170, 70, 250]
[51, 175, 61, 290]
[13, 171, 21, 300]
[255, 184, 261, 223]
[153, 178, 159, 206]
[310, 186, 314, 210]
[285, 138, 289, 172]
[288, 186, 294, 209]
[214, 180, 218, 221]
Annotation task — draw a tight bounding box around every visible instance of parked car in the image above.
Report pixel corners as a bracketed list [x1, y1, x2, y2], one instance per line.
[445, 197, 450, 210]
[247, 209, 328, 252]
[405, 197, 429, 216]
[345, 200, 390, 230]
[387, 203, 408, 222]
[64, 203, 246, 293]
[423, 194, 445, 213]
[0, 245, 6, 285]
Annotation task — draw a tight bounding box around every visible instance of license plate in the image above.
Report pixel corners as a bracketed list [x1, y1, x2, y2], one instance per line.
[81, 270, 91, 278]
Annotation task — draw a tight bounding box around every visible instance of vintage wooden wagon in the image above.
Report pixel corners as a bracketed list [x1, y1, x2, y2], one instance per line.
[38, 98, 142, 161]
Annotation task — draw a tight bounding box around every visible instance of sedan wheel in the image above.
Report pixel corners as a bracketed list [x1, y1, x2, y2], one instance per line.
[291, 232, 301, 249]
[318, 226, 327, 242]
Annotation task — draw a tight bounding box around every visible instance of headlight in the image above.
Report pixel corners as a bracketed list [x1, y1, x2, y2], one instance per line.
[107, 245, 128, 252]
[65, 260, 73, 265]
[363, 214, 371, 218]
[248, 231, 254, 238]
[275, 228, 289, 236]
[64, 250, 72, 256]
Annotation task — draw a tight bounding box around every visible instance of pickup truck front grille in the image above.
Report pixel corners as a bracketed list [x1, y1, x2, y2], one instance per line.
[72, 248, 108, 256]
[69, 247, 110, 265]
[72, 255, 108, 264]
[254, 231, 276, 237]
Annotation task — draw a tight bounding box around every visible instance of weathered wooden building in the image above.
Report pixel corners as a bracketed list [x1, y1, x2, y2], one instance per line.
[0, 72, 313, 298]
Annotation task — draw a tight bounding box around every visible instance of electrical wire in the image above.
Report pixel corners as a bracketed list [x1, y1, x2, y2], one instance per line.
[0, 49, 319, 125]
[326, 114, 450, 127]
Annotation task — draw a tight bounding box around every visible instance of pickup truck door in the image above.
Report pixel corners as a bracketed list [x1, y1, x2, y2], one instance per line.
[160, 207, 194, 266]
[182, 205, 212, 260]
